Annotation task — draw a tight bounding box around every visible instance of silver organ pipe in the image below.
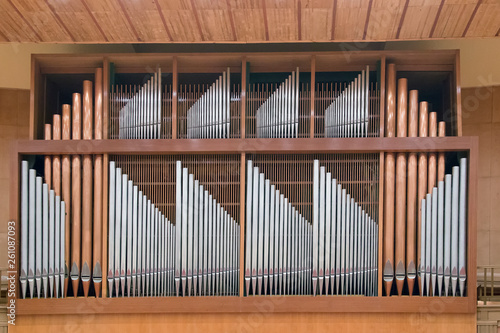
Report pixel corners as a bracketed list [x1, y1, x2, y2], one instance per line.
[19, 161, 67, 298]
[187, 68, 231, 139]
[418, 158, 468, 297]
[118, 68, 162, 139]
[325, 67, 370, 138]
[106, 160, 239, 297]
[255, 68, 300, 138]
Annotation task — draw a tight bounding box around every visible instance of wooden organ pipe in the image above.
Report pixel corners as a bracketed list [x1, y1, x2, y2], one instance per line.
[428, 112, 437, 192]
[438, 122, 446, 182]
[61, 104, 71, 297]
[384, 63, 396, 296]
[52, 115, 61, 197]
[94, 68, 103, 297]
[417, 101, 428, 296]
[71, 92, 82, 297]
[395, 78, 407, 296]
[406, 90, 419, 296]
[82, 80, 93, 297]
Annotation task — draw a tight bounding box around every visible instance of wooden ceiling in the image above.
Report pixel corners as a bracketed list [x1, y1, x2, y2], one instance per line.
[0, 0, 498, 43]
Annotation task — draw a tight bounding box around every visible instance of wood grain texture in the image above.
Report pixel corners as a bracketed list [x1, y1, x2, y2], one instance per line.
[0, 0, 494, 42]
[9, 313, 476, 333]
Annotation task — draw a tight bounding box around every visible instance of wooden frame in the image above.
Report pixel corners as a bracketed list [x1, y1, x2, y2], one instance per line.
[9, 136, 478, 314]
[12, 49, 475, 316]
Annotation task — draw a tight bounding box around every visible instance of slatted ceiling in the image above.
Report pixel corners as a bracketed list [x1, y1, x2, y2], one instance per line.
[301, 0, 334, 41]
[265, 0, 299, 41]
[8, 0, 72, 42]
[366, 0, 407, 40]
[83, 0, 137, 42]
[465, 2, 500, 37]
[119, 0, 171, 42]
[156, 0, 202, 42]
[0, 0, 497, 42]
[0, 1, 37, 42]
[230, 0, 267, 41]
[45, 0, 105, 42]
[334, 0, 370, 40]
[197, 9, 235, 41]
[432, 0, 477, 37]
[398, 0, 440, 39]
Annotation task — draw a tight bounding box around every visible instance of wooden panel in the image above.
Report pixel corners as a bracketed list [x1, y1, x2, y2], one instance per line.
[464, 1, 500, 37]
[432, 0, 477, 38]
[398, 0, 441, 39]
[0, 1, 39, 41]
[265, 0, 299, 41]
[10, 313, 476, 333]
[366, 0, 406, 40]
[156, 0, 203, 42]
[119, 0, 172, 42]
[8, 0, 73, 42]
[301, 0, 334, 41]
[15, 295, 473, 314]
[195, 0, 234, 41]
[45, 0, 106, 42]
[230, 0, 267, 41]
[15, 137, 477, 155]
[83, 0, 137, 42]
[334, 0, 370, 40]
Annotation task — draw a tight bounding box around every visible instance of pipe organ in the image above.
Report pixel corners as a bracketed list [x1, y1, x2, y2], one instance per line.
[255, 68, 300, 138]
[118, 68, 162, 139]
[13, 51, 475, 321]
[187, 68, 231, 139]
[324, 67, 370, 138]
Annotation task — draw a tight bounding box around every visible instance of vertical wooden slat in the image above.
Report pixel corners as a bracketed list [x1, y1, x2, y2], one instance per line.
[241, 57, 247, 139]
[310, 55, 316, 138]
[10, 143, 20, 298]
[103, 58, 110, 140]
[455, 50, 462, 137]
[379, 56, 386, 138]
[172, 57, 178, 139]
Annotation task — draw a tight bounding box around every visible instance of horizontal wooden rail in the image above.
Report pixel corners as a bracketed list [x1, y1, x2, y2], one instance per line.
[14, 137, 478, 155]
[16, 295, 473, 315]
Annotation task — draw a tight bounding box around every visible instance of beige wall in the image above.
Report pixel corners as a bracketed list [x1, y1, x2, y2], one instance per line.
[0, 88, 29, 267]
[462, 84, 500, 266]
[385, 38, 500, 89]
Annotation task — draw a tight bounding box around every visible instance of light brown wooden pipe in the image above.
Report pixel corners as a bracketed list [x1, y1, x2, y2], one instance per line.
[428, 112, 437, 192]
[417, 101, 428, 296]
[72, 93, 81, 297]
[61, 104, 71, 297]
[406, 90, 418, 296]
[82, 80, 93, 297]
[438, 121, 446, 182]
[395, 78, 407, 296]
[44, 124, 51, 189]
[52, 115, 61, 197]
[384, 63, 396, 296]
[94, 69, 103, 297]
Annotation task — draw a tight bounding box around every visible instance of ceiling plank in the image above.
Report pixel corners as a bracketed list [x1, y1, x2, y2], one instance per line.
[366, 0, 407, 40]
[0, 1, 39, 41]
[8, 0, 72, 42]
[432, 0, 477, 38]
[230, 0, 267, 41]
[399, 0, 441, 39]
[119, 0, 172, 42]
[301, 0, 334, 41]
[83, 0, 137, 42]
[464, 1, 500, 37]
[46, 0, 106, 42]
[265, 0, 299, 41]
[156, 0, 202, 42]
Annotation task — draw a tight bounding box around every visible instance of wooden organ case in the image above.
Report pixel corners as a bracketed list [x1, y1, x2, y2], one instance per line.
[9, 50, 477, 332]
